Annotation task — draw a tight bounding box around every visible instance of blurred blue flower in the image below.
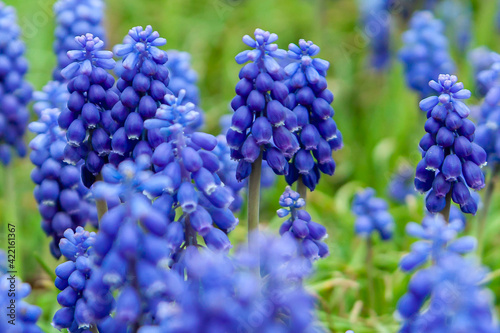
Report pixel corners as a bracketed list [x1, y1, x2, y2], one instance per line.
[397, 216, 497, 332]
[468, 47, 498, 97]
[0, 2, 32, 165]
[387, 165, 417, 203]
[436, 0, 472, 54]
[53, 227, 99, 333]
[53, 0, 106, 81]
[416, 74, 485, 215]
[144, 234, 323, 333]
[277, 186, 329, 261]
[0, 250, 43, 332]
[357, 0, 392, 70]
[352, 188, 394, 240]
[283, 39, 343, 191]
[399, 11, 455, 97]
[474, 53, 500, 167]
[29, 107, 98, 258]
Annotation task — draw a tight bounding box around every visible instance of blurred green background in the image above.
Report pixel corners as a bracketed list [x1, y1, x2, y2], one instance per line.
[1, 0, 500, 332]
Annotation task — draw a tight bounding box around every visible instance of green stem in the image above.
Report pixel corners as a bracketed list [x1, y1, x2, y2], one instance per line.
[95, 173, 108, 223]
[477, 165, 499, 257]
[90, 325, 99, 333]
[247, 150, 262, 260]
[296, 176, 308, 202]
[366, 237, 376, 315]
[441, 191, 452, 223]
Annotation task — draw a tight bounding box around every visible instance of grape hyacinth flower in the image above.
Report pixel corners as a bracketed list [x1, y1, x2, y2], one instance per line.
[397, 215, 497, 332]
[53, 0, 106, 81]
[142, 234, 322, 333]
[0, 2, 33, 165]
[416, 74, 486, 216]
[84, 156, 184, 330]
[29, 108, 97, 258]
[0, 251, 43, 332]
[468, 47, 498, 98]
[110, 25, 170, 165]
[352, 188, 394, 240]
[399, 11, 456, 97]
[387, 165, 417, 203]
[228, 28, 295, 179]
[357, 0, 392, 70]
[277, 186, 329, 261]
[59, 34, 118, 186]
[283, 39, 343, 193]
[474, 54, 500, 167]
[52, 227, 98, 332]
[144, 91, 238, 248]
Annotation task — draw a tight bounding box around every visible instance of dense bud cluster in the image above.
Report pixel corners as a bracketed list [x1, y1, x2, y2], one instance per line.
[29, 107, 97, 258]
[283, 39, 342, 190]
[53, 0, 106, 81]
[352, 188, 394, 240]
[277, 186, 329, 260]
[0, 250, 43, 332]
[0, 2, 32, 164]
[59, 34, 118, 186]
[397, 216, 498, 332]
[228, 28, 298, 179]
[416, 74, 485, 214]
[52, 227, 97, 332]
[110, 25, 170, 165]
[399, 11, 455, 97]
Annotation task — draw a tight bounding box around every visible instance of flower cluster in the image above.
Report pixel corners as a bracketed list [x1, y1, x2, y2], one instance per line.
[277, 186, 329, 260]
[352, 188, 394, 240]
[468, 47, 497, 97]
[0, 251, 43, 332]
[52, 227, 98, 332]
[110, 25, 170, 164]
[474, 53, 500, 166]
[399, 11, 455, 97]
[399, 214, 475, 272]
[358, 0, 392, 70]
[29, 107, 97, 258]
[227, 28, 298, 179]
[397, 216, 498, 332]
[59, 34, 118, 186]
[53, 0, 106, 81]
[84, 156, 183, 330]
[143, 91, 237, 247]
[33, 80, 69, 115]
[283, 39, 343, 191]
[387, 165, 416, 203]
[416, 74, 486, 214]
[141, 234, 322, 333]
[0, 2, 32, 165]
